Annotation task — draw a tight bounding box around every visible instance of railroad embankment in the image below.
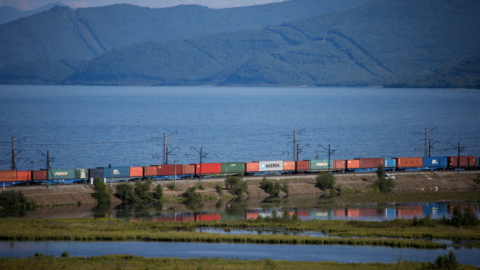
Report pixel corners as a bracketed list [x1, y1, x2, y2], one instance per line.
[5, 171, 480, 206]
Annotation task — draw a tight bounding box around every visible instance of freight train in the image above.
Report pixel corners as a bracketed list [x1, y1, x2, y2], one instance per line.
[0, 156, 478, 186]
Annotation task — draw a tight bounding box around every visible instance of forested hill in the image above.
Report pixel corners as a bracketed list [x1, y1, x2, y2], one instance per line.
[66, 0, 480, 87]
[0, 0, 370, 70]
[0, 2, 65, 25]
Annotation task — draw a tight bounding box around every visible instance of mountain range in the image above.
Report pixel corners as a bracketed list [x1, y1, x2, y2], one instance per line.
[1, 0, 479, 88]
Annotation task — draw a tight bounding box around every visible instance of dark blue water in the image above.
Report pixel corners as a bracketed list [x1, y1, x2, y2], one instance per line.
[1, 86, 479, 170]
[0, 242, 479, 266]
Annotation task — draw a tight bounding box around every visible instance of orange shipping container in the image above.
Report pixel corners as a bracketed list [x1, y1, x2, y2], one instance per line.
[183, 165, 195, 175]
[16, 171, 31, 181]
[334, 209, 346, 217]
[246, 162, 259, 172]
[283, 161, 295, 171]
[144, 166, 157, 176]
[296, 161, 309, 171]
[397, 157, 423, 168]
[246, 212, 259, 220]
[347, 208, 360, 217]
[130, 167, 143, 177]
[347, 160, 360, 169]
[334, 160, 346, 170]
[0, 170, 16, 182]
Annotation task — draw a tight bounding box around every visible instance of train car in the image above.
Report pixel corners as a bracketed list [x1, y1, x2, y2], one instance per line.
[283, 161, 295, 173]
[195, 163, 221, 176]
[16, 171, 32, 182]
[32, 170, 47, 181]
[258, 160, 283, 175]
[182, 165, 195, 179]
[103, 166, 130, 182]
[356, 158, 384, 172]
[153, 164, 183, 179]
[130, 167, 143, 178]
[220, 162, 245, 176]
[309, 159, 333, 172]
[245, 162, 259, 175]
[0, 170, 16, 186]
[422, 157, 448, 171]
[346, 159, 360, 172]
[396, 157, 423, 171]
[448, 156, 476, 170]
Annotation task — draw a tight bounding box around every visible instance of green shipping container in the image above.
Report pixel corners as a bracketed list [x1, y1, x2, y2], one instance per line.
[309, 159, 334, 170]
[221, 162, 245, 174]
[48, 168, 75, 180]
[75, 169, 88, 179]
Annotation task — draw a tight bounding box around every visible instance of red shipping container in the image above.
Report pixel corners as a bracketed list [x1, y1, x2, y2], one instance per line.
[246, 212, 259, 220]
[396, 157, 423, 168]
[32, 170, 47, 181]
[183, 165, 195, 175]
[347, 160, 360, 169]
[334, 209, 346, 217]
[296, 211, 309, 217]
[397, 205, 422, 218]
[448, 156, 476, 168]
[283, 161, 295, 171]
[360, 208, 379, 217]
[347, 208, 360, 217]
[0, 170, 16, 182]
[195, 163, 221, 175]
[153, 164, 183, 176]
[130, 167, 143, 177]
[357, 158, 384, 169]
[334, 160, 346, 170]
[144, 166, 157, 177]
[246, 162, 259, 172]
[196, 213, 221, 221]
[16, 171, 31, 181]
[296, 161, 309, 171]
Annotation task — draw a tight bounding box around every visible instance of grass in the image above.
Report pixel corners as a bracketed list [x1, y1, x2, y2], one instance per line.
[1, 255, 479, 270]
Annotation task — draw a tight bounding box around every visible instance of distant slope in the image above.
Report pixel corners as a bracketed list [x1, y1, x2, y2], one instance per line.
[0, 0, 371, 70]
[65, 0, 480, 87]
[0, 2, 66, 25]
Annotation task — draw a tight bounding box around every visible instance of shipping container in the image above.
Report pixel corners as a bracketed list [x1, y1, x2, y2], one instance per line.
[195, 213, 221, 221]
[221, 162, 245, 174]
[309, 159, 334, 171]
[0, 170, 16, 182]
[334, 209, 346, 217]
[16, 171, 31, 181]
[48, 168, 75, 180]
[347, 208, 360, 217]
[283, 161, 295, 171]
[195, 163, 221, 175]
[32, 170, 47, 181]
[154, 164, 183, 176]
[259, 161, 283, 172]
[422, 157, 448, 170]
[130, 167, 143, 177]
[74, 169, 88, 179]
[144, 166, 157, 177]
[448, 156, 476, 168]
[357, 158, 384, 169]
[182, 165, 195, 175]
[396, 157, 423, 168]
[103, 166, 130, 179]
[397, 205, 423, 218]
[246, 162, 259, 172]
[246, 212, 259, 220]
[347, 159, 360, 169]
[334, 160, 347, 171]
[385, 208, 397, 220]
[360, 208, 379, 217]
[296, 161, 309, 171]
[89, 168, 104, 180]
[384, 159, 397, 169]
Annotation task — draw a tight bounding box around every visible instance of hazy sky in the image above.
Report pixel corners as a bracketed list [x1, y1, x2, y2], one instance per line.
[0, 0, 287, 10]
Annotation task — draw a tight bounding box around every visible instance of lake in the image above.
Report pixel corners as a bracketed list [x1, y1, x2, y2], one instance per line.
[0, 86, 479, 170]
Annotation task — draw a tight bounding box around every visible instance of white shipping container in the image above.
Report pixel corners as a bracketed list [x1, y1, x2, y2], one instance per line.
[259, 160, 284, 171]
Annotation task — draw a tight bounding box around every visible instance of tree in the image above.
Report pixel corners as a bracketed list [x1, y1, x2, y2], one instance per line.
[225, 176, 248, 196]
[315, 173, 335, 191]
[182, 186, 202, 204]
[92, 177, 111, 205]
[371, 164, 395, 193]
[116, 183, 139, 203]
[153, 184, 163, 200]
[134, 179, 153, 201]
[260, 177, 281, 197]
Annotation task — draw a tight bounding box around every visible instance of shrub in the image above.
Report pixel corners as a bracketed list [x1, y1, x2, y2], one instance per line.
[153, 184, 163, 200]
[432, 251, 458, 269]
[61, 251, 70, 258]
[116, 183, 139, 203]
[92, 177, 111, 205]
[215, 183, 223, 195]
[0, 190, 36, 211]
[281, 180, 289, 196]
[134, 179, 152, 201]
[315, 173, 335, 191]
[260, 177, 281, 197]
[225, 176, 248, 196]
[371, 164, 394, 193]
[182, 186, 202, 204]
[167, 183, 176, 191]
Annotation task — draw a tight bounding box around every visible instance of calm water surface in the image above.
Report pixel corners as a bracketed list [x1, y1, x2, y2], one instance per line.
[1, 242, 479, 266]
[1, 86, 479, 170]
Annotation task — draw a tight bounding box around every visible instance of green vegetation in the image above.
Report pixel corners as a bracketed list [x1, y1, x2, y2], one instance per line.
[281, 179, 290, 196]
[260, 177, 282, 197]
[225, 176, 248, 196]
[153, 184, 163, 200]
[315, 173, 335, 191]
[215, 183, 223, 195]
[2, 255, 477, 270]
[370, 164, 395, 193]
[116, 179, 163, 203]
[92, 178, 112, 205]
[441, 205, 479, 227]
[430, 251, 459, 270]
[182, 186, 202, 204]
[115, 183, 137, 203]
[0, 190, 36, 217]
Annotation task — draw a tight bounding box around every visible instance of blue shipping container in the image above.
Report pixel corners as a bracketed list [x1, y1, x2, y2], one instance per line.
[385, 208, 397, 220]
[422, 157, 447, 170]
[384, 159, 397, 168]
[103, 166, 130, 179]
[89, 168, 104, 179]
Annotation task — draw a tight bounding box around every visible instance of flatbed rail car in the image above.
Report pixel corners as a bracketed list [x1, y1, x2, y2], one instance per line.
[0, 156, 478, 186]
